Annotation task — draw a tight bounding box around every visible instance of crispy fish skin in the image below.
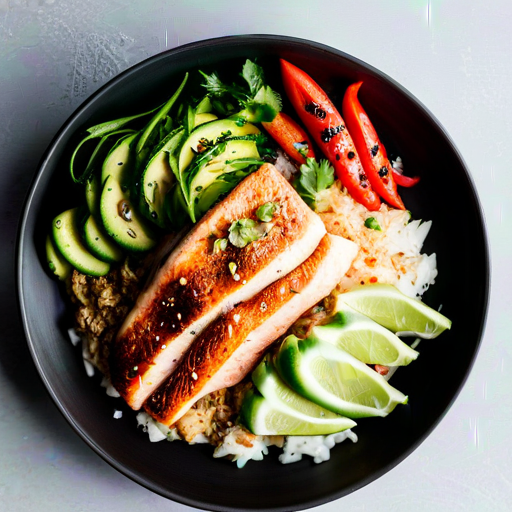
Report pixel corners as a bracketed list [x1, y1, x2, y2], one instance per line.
[110, 164, 326, 410]
[144, 234, 358, 426]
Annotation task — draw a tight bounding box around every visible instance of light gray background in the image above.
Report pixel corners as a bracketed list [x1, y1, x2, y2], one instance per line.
[1, 0, 510, 510]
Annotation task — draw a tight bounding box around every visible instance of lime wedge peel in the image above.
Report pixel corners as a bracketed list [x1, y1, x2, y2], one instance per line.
[239, 389, 356, 436]
[240, 356, 356, 436]
[335, 284, 451, 339]
[311, 306, 419, 367]
[275, 336, 408, 419]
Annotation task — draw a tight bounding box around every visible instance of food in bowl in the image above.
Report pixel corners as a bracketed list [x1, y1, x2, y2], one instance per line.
[45, 57, 451, 467]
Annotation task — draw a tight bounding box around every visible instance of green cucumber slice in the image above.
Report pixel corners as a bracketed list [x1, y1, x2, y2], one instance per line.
[52, 208, 110, 276]
[70, 128, 137, 185]
[141, 127, 185, 228]
[100, 175, 157, 252]
[45, 234, 72, 280]
[100, 132, 138, 186]
[83, 215, 124, 263]
[85, 173, 101, 217]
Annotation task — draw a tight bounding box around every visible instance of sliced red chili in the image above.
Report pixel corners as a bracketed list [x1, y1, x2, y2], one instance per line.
[342, 81, 405, 210]
[392, 169, 421, 187]
[280, 59, 381, 211]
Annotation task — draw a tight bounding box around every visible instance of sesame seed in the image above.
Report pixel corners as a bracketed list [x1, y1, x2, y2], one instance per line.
[161, 344, 166, 349]
[171, 303, 174, 307]
[172, 324, 175, 328]
[260, 302, 268, 312]
[179, 277, 187, 285]
[228, 325, 233, 337]
[156, 336, 160, 341]
[242, 280, 247, 285]
[161, 322, 164, 326]
[177, 313, 182, 320]
[233, 314, 240, 323]
[191, 372, 198, 380]
[162, 301, 166, 305]
[233, 273, 240, 281]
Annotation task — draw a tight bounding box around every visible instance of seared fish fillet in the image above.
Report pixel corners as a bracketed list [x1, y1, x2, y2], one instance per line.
[110, 164, 326, 409]
[144, 234, 358, 426]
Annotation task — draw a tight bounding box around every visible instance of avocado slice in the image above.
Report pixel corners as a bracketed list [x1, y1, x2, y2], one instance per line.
[178, 118, 260, 173]
[52, 208, 110, 277]
[188, 139, 260, 206]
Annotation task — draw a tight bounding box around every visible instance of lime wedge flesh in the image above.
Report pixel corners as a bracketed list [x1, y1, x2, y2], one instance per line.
[275, 336, 408, 419]
[239, 389, 356, 436]
[311, 306, 419, 366]
[336, 284, 451, 338]
[244, 355, 356, 436]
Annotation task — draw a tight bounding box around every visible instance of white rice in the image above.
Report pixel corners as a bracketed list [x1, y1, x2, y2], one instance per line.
[279, 430, 358, 464]
[317, 182, 437, 299]
[213, 426, 272, 468]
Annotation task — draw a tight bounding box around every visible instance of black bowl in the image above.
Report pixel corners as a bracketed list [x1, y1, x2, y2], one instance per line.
[17, 35, 489, 511]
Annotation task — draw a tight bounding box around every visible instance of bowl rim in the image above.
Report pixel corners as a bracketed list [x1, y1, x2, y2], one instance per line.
[16, 33, 490, 511]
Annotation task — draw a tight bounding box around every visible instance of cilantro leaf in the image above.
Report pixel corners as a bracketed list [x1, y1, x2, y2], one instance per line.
[213, 238, 228, 254]
[293, 158, 335, 209]
[242, 60, 265, 97]
[256, 202, 279, 222]
[199, 60, 282, 124]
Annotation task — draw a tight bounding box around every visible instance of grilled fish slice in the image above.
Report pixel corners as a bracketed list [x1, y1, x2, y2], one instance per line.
[110, 164, 326, 410]
[144, 234, 358, 426]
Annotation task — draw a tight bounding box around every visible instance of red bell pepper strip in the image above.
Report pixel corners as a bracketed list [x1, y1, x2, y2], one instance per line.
[280, 59, 381, 211]
[392, 169, 420, 187]
[262, 112, 315, 165]
[378, 137, 420, 187]
[342, 81, 405, 209]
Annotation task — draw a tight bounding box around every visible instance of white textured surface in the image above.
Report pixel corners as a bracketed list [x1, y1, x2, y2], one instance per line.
[1, 0, 511, 511]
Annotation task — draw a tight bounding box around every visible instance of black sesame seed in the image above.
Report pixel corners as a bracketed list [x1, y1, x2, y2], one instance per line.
[371, 144, 379, 157]
[305, 102, 327, 119]
[378, 166, 389, 177]
[347, 151, 355, 159]
[336, 154, 340, 161]
[320, 125, 345, 143]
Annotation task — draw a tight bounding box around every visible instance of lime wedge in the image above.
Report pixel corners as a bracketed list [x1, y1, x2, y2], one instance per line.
[242, 355, 356, 435]
[311, 306, 419, 366]
[336, 284, 451, 338]
[239, 389, 356, 436]
[275, 336, 408, 418]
